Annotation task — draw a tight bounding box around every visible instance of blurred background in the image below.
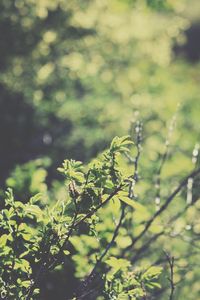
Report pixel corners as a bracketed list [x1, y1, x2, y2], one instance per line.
[0, 0, 200, 298]
[0, 0, 200, 190]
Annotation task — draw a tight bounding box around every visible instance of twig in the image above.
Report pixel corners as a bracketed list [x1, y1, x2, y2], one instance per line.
[48, 211, 78, 271]
[130, 196, 199, 262]
[74, 183, 124, 228]
[127, 121, 142, 199]
[164, 251, 175, 300]
[154, 111, 178, 209]
[75, 205, 126, 298]
[131, 231, 164, 262]
[90, 205, 125, 275]
[123, 167, 200, 253]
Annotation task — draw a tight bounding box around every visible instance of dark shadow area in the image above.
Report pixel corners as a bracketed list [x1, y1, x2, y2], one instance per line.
[0, 2, 96, 186]
[0, 84, 73, 186]
[174, 22, 200, 62]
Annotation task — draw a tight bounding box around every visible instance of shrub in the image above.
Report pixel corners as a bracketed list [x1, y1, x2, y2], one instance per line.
[1, 135, 200, 299]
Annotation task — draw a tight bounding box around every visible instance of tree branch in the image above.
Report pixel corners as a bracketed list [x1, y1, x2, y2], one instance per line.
[123, 167, 200, 253]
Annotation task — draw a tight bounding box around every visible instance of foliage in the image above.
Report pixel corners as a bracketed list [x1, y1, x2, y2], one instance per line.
[0, 136, 163, 299]
[1, 134, 200, 299]
[3, 159, 50, 203]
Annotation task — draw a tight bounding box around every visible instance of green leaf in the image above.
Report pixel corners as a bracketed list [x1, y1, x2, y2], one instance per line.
[0, 234, 8, 247]
[110, 136, 134, 154]
[14, 259, 31, 273]
[30, 193, 43, 204]
[105, 257, 131, 274]
[25, 205, 43, 220]
[21, 280, 31, 288]
[5, 188, 14, 206]
[146, 282, 161, 289]
[58, 159, 85, 183]
[33, 288, 40, 295]
[118, 195, 136, 208]
[142, 266, 162, 281]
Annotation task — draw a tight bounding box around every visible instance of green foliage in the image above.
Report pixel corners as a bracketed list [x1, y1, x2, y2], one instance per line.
[4, 159, 50, 203]
[104, 260, 162, 299]
[1, 128, 200, 299]
[0, 136, 164, 299]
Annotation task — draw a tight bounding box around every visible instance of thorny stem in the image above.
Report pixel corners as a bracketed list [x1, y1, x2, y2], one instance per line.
[90, 205, 125, 276]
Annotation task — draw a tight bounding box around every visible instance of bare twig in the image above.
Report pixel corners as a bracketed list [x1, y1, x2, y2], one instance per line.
[154, 111, 178, 210]
[123, 167, 200, 253]
[127, 121, 142, 199]
[164, 251, 175, 300]
[130, 195, 200, 263]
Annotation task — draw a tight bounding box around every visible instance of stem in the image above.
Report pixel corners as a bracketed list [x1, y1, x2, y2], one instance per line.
[75, 205, 126, 299]
[164, 251, 175, 300]
[123, 167, 200, 254]
[74, 184, 124, 228]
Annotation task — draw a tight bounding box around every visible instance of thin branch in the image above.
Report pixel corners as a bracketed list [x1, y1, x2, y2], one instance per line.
[154, 111, 178, 209]
[123, 167, 200, 253]
[127, 121, 142, 199]
[164, 251, 175, 300]
[90, 205, 125, 275]
[75, 205, 126, 298]
[50, 183, 125, 271]
[130, 196, 199, 262]
[74, 183, 124, 228]
[131, 231, 164, 262]
[48, 211, 78, 271]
